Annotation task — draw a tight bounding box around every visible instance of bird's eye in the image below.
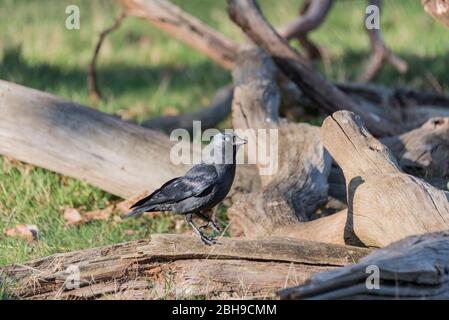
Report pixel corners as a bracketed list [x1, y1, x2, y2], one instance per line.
[225, 137, 230, 142]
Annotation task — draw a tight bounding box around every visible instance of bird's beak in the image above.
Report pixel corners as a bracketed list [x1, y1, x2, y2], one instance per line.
[233, 136, 247, 146]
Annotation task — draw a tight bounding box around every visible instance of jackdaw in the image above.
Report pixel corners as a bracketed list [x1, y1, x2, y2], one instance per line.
[127, 132, 247, 245]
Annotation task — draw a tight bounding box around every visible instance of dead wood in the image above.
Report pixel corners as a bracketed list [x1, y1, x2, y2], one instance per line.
[0, 80, 259, 199]
[422, 0, 449, 29]
[381, 117, 449, 179]
[227, 0, 402, 137]
[227, 48, 331, 236]
[280, 231, 449, 299]
[119, 0, 238, 70]
[358, 0, 408, 82]
[278, 0, 333, 60]
[0, 234, 369, 299]
[321, 110, 449, 247]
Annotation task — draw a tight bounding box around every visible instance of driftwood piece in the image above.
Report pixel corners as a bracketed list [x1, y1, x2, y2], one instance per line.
[0, 234, 369, 299]
[321, 110, 449, 247]
[120, 0, 238, 70]
[227, 48, 331, 236]
[422, 0, 449, 29]
[280, 231, 449, 299]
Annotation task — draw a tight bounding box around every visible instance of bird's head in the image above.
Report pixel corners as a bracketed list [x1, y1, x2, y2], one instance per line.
[202, 132, 247, 165]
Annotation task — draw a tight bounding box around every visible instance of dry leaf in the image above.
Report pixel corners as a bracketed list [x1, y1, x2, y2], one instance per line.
[4, 224, 39, 242]
[124, 229, 136, 235]
[116, 191, 149, 215]
[162, 106, 179, 116]
[63, 208, 83, 226]
[83, 206, 113, 222]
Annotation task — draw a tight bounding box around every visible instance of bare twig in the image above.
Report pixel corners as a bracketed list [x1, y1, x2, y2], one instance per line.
[358, 0, 408, 82]
[87, 11, 127, 102]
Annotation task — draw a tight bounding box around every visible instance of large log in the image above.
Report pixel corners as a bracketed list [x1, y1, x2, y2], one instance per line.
[321, 111, 449, 247]
[281, 231, 449, 299]
[0, 80, 258, 199]
[0, 80, 187, 198]
[0, 234, 369, 299]
[227, 48, 331, 236]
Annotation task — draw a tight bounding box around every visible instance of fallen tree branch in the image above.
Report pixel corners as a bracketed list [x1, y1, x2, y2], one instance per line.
[120, 0, 238, 70]
[87, 11, 127, 102]
[278, 0, 333, 60]
[227, 0, 401, 136]
[281, 231, 449, 299]
[0, 234, 369, 299]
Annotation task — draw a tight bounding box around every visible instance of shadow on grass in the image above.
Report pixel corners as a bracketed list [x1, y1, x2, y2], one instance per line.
[2, 46, 448, 104]
[331, 50, 449, 91]
[0, 46, 230, 101]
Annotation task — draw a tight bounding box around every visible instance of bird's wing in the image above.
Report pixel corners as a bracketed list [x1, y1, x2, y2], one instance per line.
[130, 164, 218, 209]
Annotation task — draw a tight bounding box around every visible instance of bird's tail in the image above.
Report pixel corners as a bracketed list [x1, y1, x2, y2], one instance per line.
[125, 206, 149, 219]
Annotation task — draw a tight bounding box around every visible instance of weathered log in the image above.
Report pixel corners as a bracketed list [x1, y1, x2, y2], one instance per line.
[0, 80, 258, 199]
[119, 0, 238, 70]
[381, 117, 449, 179]
[280, 231, 449, 299]
[321, 110, 449, 247]
[0, 234, 369, 299]
[227, 48, 331, 236]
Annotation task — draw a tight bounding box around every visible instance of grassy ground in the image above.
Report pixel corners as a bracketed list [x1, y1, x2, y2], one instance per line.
[0, 0, 448, 268]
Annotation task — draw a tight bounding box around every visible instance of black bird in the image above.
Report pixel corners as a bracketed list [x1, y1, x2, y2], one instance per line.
[127, 132, 247, 245]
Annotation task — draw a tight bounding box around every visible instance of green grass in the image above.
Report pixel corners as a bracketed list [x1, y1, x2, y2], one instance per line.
[0, 0, 449, 267]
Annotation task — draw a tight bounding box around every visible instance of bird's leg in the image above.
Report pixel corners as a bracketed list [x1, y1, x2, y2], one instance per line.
[185, 213, 216, 245]
[196, 211, 221, 233]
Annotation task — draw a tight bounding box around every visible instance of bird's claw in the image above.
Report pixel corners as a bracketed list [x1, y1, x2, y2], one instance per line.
[199, 221, 221, 233]
[200, 234, 216, 246]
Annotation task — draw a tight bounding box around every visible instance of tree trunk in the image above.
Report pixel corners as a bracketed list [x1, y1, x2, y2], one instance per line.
[0, 234, 369, 299]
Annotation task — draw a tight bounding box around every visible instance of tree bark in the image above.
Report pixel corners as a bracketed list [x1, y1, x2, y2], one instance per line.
[0, 234, 369, 299]
[281, 231, 449, 299]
